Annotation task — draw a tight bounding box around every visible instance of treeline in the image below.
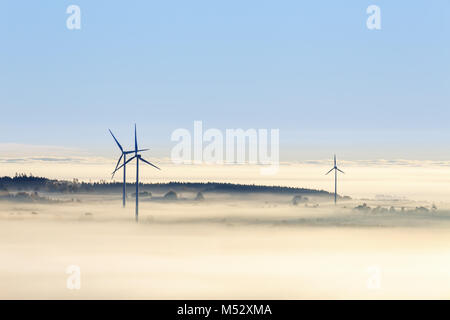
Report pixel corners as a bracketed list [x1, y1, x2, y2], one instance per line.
[0, 174, 334, 197]
[0, 174, 103, 193]
[159, 181, 332, 195]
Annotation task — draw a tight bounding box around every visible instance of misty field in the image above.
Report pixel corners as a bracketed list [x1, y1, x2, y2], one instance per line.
[1, 193, 450, 299]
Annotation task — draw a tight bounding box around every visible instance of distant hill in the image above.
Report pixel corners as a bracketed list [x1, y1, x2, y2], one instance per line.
[0, 174, 338, 198]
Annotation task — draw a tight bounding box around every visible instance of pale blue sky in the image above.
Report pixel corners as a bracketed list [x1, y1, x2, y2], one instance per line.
[1, 1, 449, 160]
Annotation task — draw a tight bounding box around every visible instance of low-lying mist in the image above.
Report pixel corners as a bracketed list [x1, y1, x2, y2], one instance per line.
[1, 192, 450, 299]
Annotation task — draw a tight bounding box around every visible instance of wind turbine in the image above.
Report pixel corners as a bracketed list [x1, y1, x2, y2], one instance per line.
[113, 124, 160, 222]
[325, 154, 344, 204]
[109, 129, 148, 207]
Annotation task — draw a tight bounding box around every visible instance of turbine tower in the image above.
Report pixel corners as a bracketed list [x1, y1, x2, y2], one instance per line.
[109, 129, 148, 207]
[325, 154, 344, 204]
[113, 124, 160, 222]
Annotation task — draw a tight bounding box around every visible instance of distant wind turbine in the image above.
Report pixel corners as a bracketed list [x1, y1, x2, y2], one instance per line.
[325, 154, 344, 204]
[109, 129, 148, 208]
[113, 124, 160, 222]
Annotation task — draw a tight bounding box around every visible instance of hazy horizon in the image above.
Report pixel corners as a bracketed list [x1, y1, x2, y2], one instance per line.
[1, 150, 450, 202]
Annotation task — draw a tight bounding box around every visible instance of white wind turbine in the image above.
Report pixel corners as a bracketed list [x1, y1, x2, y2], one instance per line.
[325, 154, 344, 204]
[113, 124, 160, 222]
[109, 129, 148, 207]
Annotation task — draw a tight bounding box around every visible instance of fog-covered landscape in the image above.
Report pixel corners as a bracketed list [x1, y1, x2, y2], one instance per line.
[1, 175, 450, 299]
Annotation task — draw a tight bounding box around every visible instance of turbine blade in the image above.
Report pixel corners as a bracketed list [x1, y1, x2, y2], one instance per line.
[123, 148, 149, 155]
[109, 129, 123, 152]
[325, 168, 334, 175]
[139, 157, 161, 170]
[334, 154, 336, 166]
[113, 153, 124, 172]
[134, 124, 138, 153]
[113, 155, 136, 175]
[336, 168, 345, 174]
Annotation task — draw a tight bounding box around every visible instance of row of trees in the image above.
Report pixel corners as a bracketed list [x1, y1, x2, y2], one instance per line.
[0, 173, 335, 197]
